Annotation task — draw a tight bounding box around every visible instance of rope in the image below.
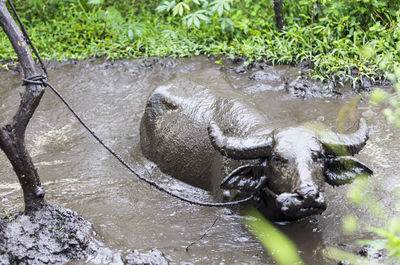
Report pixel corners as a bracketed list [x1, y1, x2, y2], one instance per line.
[13, 7, 255, 207]
[185, 215, 219, 251]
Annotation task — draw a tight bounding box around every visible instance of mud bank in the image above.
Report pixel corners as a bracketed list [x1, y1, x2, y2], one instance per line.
[227, 57, 391, 92]
[0, 204, 168, 265]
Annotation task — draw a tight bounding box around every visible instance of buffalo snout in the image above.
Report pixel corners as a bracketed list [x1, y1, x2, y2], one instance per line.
[295, 184, 321, 201]
[275, 187, 327, 220]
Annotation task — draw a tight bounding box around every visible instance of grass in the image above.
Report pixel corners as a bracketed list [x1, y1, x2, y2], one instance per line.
[0, 1, 399, 89]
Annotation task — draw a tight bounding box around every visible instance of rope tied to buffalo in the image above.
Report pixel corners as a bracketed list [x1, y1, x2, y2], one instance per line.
[11, 0, 254, 208]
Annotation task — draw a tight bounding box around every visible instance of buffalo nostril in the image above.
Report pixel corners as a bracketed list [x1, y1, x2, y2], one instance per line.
[296, 185, 319, 200]
[316, 192, 326, 204]
[296, 192, 304, 200]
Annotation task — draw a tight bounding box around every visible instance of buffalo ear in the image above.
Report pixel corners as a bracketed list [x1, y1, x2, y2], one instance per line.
[221, 164, 267, 192]
[324, 156, 373, 186]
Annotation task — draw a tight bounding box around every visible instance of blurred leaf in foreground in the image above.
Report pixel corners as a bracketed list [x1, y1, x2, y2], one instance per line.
[343, 215, 358, 234]
[325, 247, 380, 265]
[244, 208, 304, 265]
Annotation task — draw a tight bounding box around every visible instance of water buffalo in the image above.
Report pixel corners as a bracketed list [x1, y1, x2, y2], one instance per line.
[139, 72, 372, 221]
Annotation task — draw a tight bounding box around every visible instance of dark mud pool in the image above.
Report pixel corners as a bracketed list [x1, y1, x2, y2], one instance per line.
[0, 57, 399, 264]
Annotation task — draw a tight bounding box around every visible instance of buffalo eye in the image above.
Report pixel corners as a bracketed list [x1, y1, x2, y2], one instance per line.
[272, 155, 282, 163]
[311, 150, 325, 161]
[312, 151, 319, 159]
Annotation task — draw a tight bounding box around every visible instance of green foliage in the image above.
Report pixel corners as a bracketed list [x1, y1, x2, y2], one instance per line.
[244, 208, 305, 265]
[156, 0, 233, 30]
[156, 1, 177, 13]
[87, 0, 104, 5]
[369, 50, 400, 127]
[210, 0, 232, 16]
[325, 247, 380, 265]
[184, 10, 209, 28]
[1, 0, 400, 88]
[172, 2, 190, 17]
[343, 215, 358, 234]
[326, 177, 400, 264]
[329, 62, 400, 260]
[326, 45, 400, 264]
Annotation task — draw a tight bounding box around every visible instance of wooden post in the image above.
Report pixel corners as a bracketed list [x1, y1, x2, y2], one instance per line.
[0, 0, 46, 212]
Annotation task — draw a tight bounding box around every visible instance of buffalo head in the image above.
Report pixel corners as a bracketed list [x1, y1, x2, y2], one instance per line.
[208, 118, 372, 220]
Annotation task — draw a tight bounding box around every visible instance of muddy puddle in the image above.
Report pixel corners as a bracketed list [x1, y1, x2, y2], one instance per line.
[0, 57, 399, 264]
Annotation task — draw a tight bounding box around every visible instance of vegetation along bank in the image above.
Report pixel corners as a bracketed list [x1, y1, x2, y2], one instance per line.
[1, 0, 400, 88]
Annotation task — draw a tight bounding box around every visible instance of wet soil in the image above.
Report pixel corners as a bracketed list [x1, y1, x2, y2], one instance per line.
[0, 204, 95, 264]
[0, 57, 399, 264]
[0, 204, 168, 264]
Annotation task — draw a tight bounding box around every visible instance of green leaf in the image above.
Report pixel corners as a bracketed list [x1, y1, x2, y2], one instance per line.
[197, 13, 208, 21]
[128, 29, 133, 40]
[184, 10, 208, 28]
[187, 16, 193, 27]
[181, 2, 190, 11]
[356, 239, 387, 251]
[106, 6, 123, 28]
[172, 5, 180, 16]
[218, 4, 224, 16]
[324, 247, 380, 265]
[210, 0, 233, 16]
[88, 0, 104, 5]
[223, 1, 230, 11]
[244, 208, 305, 265]
[193, 16, 200, 28]
[370, 88, 386, 104]
[155, 5, 167, 12]
[343, 215, 358, 234]
[172, 2, 189, 17]
[157, 0, 176, 13]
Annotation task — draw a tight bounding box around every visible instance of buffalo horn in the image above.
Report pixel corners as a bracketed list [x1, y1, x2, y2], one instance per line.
[320, 118, 369, 156]
[208, 122, 274, 160]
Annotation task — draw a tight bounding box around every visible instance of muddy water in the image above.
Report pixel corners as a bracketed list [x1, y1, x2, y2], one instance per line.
[0, 57, 399, 264]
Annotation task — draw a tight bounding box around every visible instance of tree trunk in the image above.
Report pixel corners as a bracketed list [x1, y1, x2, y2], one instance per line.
[0, 0, 46, 212]
[273, 0, 284, 31]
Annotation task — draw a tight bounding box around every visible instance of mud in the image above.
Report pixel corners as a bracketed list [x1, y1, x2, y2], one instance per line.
[230, 58, 391, 93]
[123, 249, 168, 265]
[226, 60, 345, 98]
[0, 204, 168, 264]
[0, 204, 94, 264]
